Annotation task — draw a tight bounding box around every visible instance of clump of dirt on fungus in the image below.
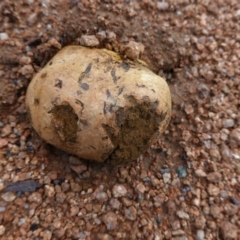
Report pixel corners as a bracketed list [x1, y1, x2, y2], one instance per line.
[51, 102, 78, 142]
[104, 98, 166, 165]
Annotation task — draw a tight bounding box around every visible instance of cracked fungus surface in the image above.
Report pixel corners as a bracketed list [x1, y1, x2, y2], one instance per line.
[104, 100, 166, 165]
[51, 102, 78, 142]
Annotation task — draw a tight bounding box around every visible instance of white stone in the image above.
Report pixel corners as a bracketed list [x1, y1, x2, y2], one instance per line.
[176, 210, 190, 220]
[0, 33, 8, 41]
[196, 229, 205, 240]
[1, 192, 16, 202]
[195, 169, 206, 177]
[157, 2, 169, 11]
[223, 119, 234, 128]
[112, 184, 127, 198]
[163, 173, 171, 183]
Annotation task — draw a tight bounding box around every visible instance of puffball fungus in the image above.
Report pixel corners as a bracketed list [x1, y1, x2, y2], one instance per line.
[26, 45, 171, 164]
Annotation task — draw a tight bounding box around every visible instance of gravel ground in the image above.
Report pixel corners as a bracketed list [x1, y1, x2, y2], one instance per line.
[0, 0, 240, 239]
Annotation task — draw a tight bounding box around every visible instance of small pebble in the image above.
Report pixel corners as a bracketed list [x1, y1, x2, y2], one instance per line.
[27, 0, 34, 4]
[96, 31, 106, 41]
[19, 65, 34, 76]
[163, 173, 171, 183]
[195, 169, 206, 177]
[106, 31, 116, 42]
[41, 230, 52, 240]
[70, 206, 79, 217]
[194, 215, 206, 229]
[177, 166, 187, 178]
[135, 183, 146, 194]
[220, 221, 238, 239]
[124, 206, 137, 221]
[0, 139, 8, 149]
[220, 190, 228, 199]
[185, 104, 194, 114]
[160, 168, 170, 174]
[156, 1, 169, 11]
[79, 35, 99, 47]
[0, 225, 5, 236]
[102, 212, 118, 230]
[207, 183, 220, 196]
[176, 210, 190, 220]
[41, 0, 50, 7]
[1, 192, 16, 202]
[206, 172, 221, 183]
[0, 207, 6, 212]
[223, 119, 234, 128]
[109, 198, 121, 210]
[182, 185, 191, 192]
[124, 41, 144, 60]
[224, 203, 239, 215]
[230, 196, 240, 206]
[172, 229, 185, 236]
[196, 229, 205, 240]
[44, 185, 55, 198]
[1, 124, 11, 137]
[19, 56, 31, 65]
[0, 33, 8, 41]
[96, 192, 108, 202]
[27, 192, 42, 204]
[192, 198, 200, 207]
[153, 194, 165, 207]
[112, 184, 127, 197]
[143, 177, 151, 182]
[230, 128, 240, 146]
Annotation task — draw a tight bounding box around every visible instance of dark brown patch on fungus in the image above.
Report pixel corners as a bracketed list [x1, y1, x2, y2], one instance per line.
[121, 62, 130, 71]
[106, 89, 111, 98]
[103, 98, 165, 164]
[54, 79, 62, 88]
[111, 68, 118, 83]
[51, 102, 78, 142]
[78, 63, 92, 84]
[136, 83, 146, 88]
[80, 83, 89, 91]
[118, 86, 124, 95]
[27, 107, 32, 123]
[79, 119, 88, 126]
[34, 98, 39, 106]
[40, 73, 47, 78]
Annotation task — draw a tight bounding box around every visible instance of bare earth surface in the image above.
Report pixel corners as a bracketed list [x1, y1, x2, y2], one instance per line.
[0, 0, 240, 239]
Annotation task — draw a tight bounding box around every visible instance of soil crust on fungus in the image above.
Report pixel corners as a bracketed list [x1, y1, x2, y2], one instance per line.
[104, 99, 167, 164]
[51, 102, 78, 142]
